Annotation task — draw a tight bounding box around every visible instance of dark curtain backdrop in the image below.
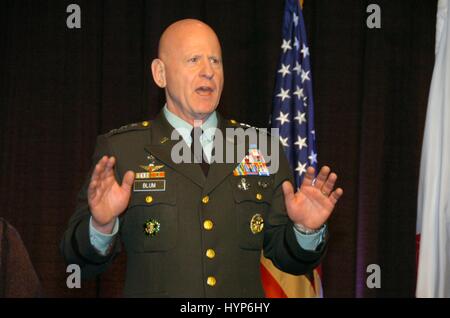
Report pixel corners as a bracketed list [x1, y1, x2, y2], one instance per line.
[0, 0, 436, 297]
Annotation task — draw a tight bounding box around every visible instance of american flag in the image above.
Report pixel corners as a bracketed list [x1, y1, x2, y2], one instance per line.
[271, 0, 317, 188]
[261, 0, 322, 298]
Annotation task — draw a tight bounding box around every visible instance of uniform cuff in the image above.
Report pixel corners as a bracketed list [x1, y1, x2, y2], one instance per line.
[293, 224, 327, 251]
[89, 217, 119, 255]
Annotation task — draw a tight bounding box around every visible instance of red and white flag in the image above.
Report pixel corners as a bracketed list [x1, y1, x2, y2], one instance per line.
[416, 0, 450, 298]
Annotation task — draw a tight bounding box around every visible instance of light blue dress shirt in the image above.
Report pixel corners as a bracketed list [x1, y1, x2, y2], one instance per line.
[89, 105, 326, 255]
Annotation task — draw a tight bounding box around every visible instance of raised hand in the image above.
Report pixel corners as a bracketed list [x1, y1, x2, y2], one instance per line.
[88, 156, 135, 234]
[282, 166, 343, 230]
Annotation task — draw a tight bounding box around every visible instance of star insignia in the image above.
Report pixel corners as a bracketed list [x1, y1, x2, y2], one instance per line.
[294, 37, 300, 50]
[293, 61, 302, 75]
[277, 88, 291, 101]
[301, 70, 310, 83]
[294, 111, 306, 125]
[294, 135, 308, 150]
[276, 111, 290, 126]
[295, 162, 307, 176]
[309, 151, 318, 165]
[281, 39, 292, 53]
[278, 64, 291, 77]
[280, 136, 289, 147]
[301, 44, 310, 58]
[293, 86, 304, 100]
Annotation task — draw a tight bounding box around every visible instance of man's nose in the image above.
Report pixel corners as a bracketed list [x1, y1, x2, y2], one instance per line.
[199, 60, 214, 80]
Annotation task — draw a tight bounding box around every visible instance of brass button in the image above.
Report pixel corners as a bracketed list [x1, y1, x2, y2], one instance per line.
[145, 195, 153, 204]
[206, 249, 216, 259]
[202, 195, 210, 204]
[256, 193, 263, 201]
[230, 119, 237, 125]
[203, 220, 214, 230]
[207, 276, 216, 287]
[142, 121, 150, 127]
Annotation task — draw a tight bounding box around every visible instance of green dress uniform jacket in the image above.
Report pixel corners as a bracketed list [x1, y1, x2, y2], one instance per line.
[60, 111, 327, 297]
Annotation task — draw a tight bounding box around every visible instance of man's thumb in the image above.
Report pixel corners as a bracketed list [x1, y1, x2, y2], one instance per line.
[282, 180, 295, 201]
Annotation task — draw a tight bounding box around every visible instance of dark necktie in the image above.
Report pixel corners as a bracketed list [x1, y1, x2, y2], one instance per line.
[190, 127, 210, 176]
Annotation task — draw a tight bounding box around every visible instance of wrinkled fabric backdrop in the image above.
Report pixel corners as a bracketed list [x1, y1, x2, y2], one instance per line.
[0, 0, 436, 297]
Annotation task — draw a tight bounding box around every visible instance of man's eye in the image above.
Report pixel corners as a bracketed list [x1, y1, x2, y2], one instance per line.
[210, 58, 221, 64]
[188, 57, 199, 63]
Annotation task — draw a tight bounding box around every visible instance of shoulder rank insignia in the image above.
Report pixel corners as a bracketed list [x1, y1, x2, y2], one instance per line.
[106, 120, 151, 137]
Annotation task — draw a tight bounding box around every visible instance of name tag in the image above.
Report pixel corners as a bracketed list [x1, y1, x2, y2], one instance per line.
[133, 180, 166, 192]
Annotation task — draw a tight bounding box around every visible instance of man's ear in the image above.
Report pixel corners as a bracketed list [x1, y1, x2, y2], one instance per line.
[151, 59, 166, 88]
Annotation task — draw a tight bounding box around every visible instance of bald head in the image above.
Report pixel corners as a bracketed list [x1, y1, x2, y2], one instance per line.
[151, 19, 224, 125]
[158, 19, 221, 60]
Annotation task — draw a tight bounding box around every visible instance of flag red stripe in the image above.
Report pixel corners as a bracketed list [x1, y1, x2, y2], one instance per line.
[415, 234, 420, 284]
[260, 263, 288, 298]
[315, 265, 322, 278]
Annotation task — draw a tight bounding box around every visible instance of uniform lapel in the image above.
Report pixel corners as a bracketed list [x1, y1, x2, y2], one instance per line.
[144, 112, 206, 188]
[202, 115, 242, 195]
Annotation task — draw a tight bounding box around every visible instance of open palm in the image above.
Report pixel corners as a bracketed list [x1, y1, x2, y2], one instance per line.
[88, 156, 135, 233]
[283, 166, 343, 230]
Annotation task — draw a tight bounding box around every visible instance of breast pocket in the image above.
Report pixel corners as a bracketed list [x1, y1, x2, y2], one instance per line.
[231, 176, 273, 250]
[121, 189, 177, 253]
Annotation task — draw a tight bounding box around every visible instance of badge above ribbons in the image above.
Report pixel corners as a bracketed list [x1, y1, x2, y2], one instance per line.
[134, 160, 167, 192]
[137, 164, 165, 179]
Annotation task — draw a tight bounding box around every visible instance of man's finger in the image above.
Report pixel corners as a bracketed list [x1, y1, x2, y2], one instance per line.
[282, 180, 295, 202]
[121, 170, 135, 193]
[100, 156, 116, 180]
[88, 181, 95, 197]
[91, 156, 109, 182]
[329, 188, 344, 205]
[321, 172, 337, 196]
[314, 166, 330, 189]
[88, 179, 99, 201]
[302, 166, 315, 187]
[89, 179, 98, 190]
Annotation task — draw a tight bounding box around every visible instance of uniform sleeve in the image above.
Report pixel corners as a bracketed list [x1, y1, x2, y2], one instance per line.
[262, 138, 328, 275]
[60, 135, 122, 279]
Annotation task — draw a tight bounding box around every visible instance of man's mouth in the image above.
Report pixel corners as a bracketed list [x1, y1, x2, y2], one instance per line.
[195, 86, 215, 96]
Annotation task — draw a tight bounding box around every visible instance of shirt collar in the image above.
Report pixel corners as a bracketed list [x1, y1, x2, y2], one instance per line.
[163, 104, 218, 144]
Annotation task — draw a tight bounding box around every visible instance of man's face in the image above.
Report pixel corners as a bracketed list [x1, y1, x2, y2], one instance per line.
[156, 23, 224, 123]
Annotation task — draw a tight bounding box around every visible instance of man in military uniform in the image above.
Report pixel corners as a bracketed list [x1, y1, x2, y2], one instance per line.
[60, 19, 343, 297]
